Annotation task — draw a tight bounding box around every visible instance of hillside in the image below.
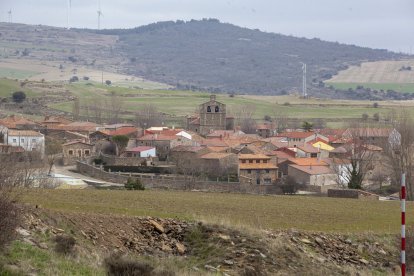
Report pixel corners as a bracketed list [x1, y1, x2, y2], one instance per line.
[0, 20, 408, 97]
[93, 19, 405, 95]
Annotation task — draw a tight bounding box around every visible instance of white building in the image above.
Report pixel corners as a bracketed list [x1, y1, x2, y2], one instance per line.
[5, 130, 45, 157]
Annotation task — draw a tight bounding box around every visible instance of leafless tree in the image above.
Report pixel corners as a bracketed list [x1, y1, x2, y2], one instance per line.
[234, 104, 257, 134]
[382, 110, 414, 200]
[45, 137, 63, 175]
[135, 104, 162, 128]
[106, 92, 123, 124]
[272, 105, 289, 133]
[333, 125, 377, 189]
[72, 97, 80, 121]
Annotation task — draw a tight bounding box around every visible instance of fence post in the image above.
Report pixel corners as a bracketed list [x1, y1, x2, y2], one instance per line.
[401, 173, 406, 276]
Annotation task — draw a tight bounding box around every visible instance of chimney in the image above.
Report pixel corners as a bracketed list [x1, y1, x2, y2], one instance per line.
[210, 94, 216, 101]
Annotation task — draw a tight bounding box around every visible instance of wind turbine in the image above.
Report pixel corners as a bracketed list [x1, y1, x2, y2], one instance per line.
[8, 10, 12, 23]
[97, 0, 103, 30]
[66, 0, 71, 29]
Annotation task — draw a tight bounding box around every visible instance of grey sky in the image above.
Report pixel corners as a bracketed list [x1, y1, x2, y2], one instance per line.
[1, 0, 413, 53]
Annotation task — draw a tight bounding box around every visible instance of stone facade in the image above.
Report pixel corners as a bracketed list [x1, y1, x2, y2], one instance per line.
[238, 154, 278, 185]
[187, 95, 234, 136]
[62, 141, 94, 165]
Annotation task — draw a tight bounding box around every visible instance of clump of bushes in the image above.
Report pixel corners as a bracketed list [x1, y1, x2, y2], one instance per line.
[104, 254, 173, 276]
[12, 91, 26, 103]
[53, 235, 76, 255]
[125, 178, 145, 190]
[0, 193, 20, 251]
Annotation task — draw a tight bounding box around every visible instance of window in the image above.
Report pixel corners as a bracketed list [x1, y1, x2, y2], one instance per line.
[264, 178, 271, 184]
[241, 160, 246, 163]
[310, 153, 317, 158]
[247, 170, 251, 174]
[255, 160, 260, 163]
[249, 160, 253, 163]
[215, 106, 219, 112]
[263, 160, 268, 163]
[21, 138, 25, 143]
[265, 170, 270, 173]
[68, 150, 74, 155]
[32, 139, 36, 143]
[12, 138, 17, 143]
[85, 150, 90, 156]
[207, 106, 211, 112]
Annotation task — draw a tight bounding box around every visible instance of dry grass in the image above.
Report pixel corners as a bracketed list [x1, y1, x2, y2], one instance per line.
[327, 59, 414, 84]
[20, 189, 413, 234]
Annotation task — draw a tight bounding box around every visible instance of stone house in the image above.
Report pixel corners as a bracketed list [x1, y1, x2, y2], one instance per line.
[238, 154, 278, 185]
[278, 131, 328, 147]
[200, 152, 238, 178]
[136, 133, 196, 161]
[187, 95, 234, 136]
[287, 164, 337, 192]
[62, 140, 94, 165]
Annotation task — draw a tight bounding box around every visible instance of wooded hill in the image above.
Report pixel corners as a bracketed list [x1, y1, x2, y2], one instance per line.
[91, 19, 405, 95]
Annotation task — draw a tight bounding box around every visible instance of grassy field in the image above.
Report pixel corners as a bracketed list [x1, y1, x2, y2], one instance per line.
[0, 67, 38, 79]
[0, 78, 37, 98]
[327, 59, 414, 84]
[47, 82, 402, 121]
[327, 82, 414, 93]
[21, 189, 413, 234]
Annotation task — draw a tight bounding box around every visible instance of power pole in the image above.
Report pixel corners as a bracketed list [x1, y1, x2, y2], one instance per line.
[300, 62, 307, 98]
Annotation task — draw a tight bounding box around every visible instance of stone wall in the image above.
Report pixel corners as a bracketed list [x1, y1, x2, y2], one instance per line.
[76, 161, 280, 195]
[99, 153, 148, 166]
[327, 189, 379, 200]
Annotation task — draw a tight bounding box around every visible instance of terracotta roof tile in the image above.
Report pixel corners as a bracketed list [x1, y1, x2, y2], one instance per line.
[289, 164, 333, 175]
[239, 163, 278, 169]
[239, 154, 270, 160]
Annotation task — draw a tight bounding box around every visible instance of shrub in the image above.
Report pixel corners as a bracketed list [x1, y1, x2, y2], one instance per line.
[105, 80, 112, 85]
[104, 254, 173, 276]
[0, 192, 20, 251]
[125, 178, 145, 190]
[12, 91, 26, 103]
[69, 76, 79, 83]
[373, 102, 379, 108]
[83, 76, 90, 81]
[282, 102, 290, 106]
[53, 235, 76, 255]
[279, 176, 303, 194]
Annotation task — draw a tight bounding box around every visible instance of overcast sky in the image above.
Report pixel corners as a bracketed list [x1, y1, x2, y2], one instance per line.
[1, 0, 413, 53]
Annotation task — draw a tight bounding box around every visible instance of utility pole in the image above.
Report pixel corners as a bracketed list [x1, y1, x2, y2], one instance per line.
[300, 62, 307, 98]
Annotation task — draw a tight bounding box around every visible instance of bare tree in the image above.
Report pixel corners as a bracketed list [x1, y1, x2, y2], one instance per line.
[105, 92, 123, 124]
[333, 126, 377, 189]
[272, 106, 289, 133]
[135, 104, 162, 128]
[234, 104, 257, 134]
[72, 97, 80, 121]
[382, 110, 414, 200]
[45, 137, 63, 175]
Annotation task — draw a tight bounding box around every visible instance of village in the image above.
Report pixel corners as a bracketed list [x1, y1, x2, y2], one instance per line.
[0, 94, 400, 198]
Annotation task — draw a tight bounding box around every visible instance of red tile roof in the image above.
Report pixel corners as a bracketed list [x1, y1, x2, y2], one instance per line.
[138, 134, 177, 141]
[239, 163, 278, 170]
[108, 127, 137, 136]
[289, 164, 333, 175]
[201, 152, 233, 159]
[278, 131, 315, 139]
